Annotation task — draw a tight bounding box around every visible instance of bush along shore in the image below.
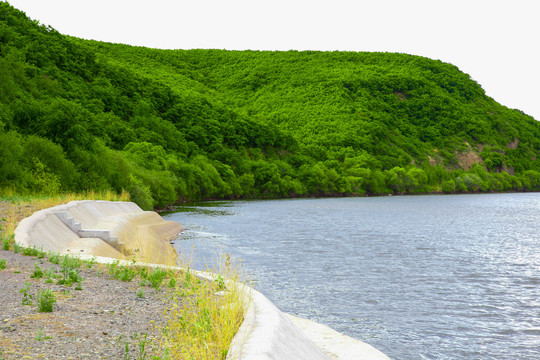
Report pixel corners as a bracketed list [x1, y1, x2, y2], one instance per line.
[0, 195, 247, 360]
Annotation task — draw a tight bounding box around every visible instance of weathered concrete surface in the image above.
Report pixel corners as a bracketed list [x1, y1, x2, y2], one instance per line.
[286, 315, 391, 360]
[227, 287, 329, 360]
[14, 200, 182, 265]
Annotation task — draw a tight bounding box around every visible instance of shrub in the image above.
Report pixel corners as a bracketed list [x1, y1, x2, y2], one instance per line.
[148, 267, 168, 289]
[30, 263, 44, 279]
[57, 255, 83, 286]
[48, 253, 61, 264]
[1, 235, 11, 250]
[37, 289, 56, 312]
[20, 282, 33, 305]
[44, 267, 56, 284]
[109, 260, 136, 282]
[21, 246, 46, 258]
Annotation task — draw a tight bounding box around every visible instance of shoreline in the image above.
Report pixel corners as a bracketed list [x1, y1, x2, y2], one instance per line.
[160, 188, 540, 208]
[3, 199, 392, 359]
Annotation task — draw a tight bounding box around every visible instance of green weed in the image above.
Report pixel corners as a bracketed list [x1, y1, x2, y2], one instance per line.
[30, 263, 44, 279]
[0, 258, 6, 270]
[57, 268, 82, 286]
[1, 235, 11, 250]
[48, 253, 61, 264]
[121, 332, 163, 360]
[138, 267, 149, 280]
[84, 256, 97, 269]
[21, 246, 46, 258]
[148, 268, 168, 289]
[60, 254, 82, 269]
[20, 282, 33, 305]
[214, 275, 225, 291]
[162, 255, 248, 360]
[36, 289, 56, 312]
[109, 261, 136, 282]
[167, 277, 176, 288]
[56, 255, 83, 286]
[44, 267, 56, 284]
[36, 327, 52, 341]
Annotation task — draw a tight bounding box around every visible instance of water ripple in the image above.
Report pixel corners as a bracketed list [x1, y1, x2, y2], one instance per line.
[167, 193, 540, 360]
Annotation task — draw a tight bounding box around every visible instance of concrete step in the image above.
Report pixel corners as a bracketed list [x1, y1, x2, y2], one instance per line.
[55, 212, 75, 229]
[72, 222, 82, 231]
[78, 229, 112, 242]
[55, 212, 123, 248]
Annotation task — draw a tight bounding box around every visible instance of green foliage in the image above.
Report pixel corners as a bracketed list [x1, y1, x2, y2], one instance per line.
[147, 267, 169, 289]
[35, 327, 52, 341]
[36, 289, 56, 312]
[30, 263, 44, 279]
[44, 267, 56, 284]
[214, 275, 225, 291]
[0, 258, 6, 270]
[21, 246, 46, 258]
[56, 255, 83, 286]
[20, 281, 33, 305]
[1, 235, 11, 250]
[441, 179, 456, 193]
[48, 253, 61, 264]
[109, 260, 136, 282]
[1, 2, 539, 204]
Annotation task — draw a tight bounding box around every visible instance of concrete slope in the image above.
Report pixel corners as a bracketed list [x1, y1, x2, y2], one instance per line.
[227, 287, 329, 360]
[14, 200, 182, 264]
[286, 315, 391, 360]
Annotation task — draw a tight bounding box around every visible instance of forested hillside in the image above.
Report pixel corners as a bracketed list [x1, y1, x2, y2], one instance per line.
[1, 2, 539, 209]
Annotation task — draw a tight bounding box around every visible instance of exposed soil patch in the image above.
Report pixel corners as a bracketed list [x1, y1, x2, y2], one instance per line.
[456, 150, 484, 170]
[507, 137, 519, 150]
[455, 143, 484, 170]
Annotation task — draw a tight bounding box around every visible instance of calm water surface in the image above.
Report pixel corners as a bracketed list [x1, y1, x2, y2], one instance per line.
[164, 193, 540, 359]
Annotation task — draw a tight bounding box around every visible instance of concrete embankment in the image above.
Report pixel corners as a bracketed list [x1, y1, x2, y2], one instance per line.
[14, 200, 180, 265]
[13, 200, 390, 360]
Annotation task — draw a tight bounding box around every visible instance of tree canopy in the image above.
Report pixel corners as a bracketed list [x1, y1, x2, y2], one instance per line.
[1, 2, 539, 208]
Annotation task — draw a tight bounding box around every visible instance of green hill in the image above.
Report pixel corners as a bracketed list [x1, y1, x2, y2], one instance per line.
[1, 2, 539, 208]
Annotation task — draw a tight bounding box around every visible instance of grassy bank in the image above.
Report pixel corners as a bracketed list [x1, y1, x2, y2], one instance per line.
[0, 190, 248, 359]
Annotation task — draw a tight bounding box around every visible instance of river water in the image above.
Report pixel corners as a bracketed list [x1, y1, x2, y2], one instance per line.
[164, 193, 540, 359]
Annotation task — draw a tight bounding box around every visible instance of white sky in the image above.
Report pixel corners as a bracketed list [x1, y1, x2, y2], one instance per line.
[5, 0, 540, 121]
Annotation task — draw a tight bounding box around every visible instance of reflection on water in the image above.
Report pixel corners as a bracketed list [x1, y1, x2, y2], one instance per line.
[163, 202, 235, 217]
[165, 193, 540, 360]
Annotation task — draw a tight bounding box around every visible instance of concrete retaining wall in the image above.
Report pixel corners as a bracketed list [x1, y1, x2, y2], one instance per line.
[13, 201, 391, 360]
[14, 200, 182, 264]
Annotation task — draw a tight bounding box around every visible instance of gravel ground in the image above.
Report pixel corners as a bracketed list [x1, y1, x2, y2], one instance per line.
[0, 248, 178, 359]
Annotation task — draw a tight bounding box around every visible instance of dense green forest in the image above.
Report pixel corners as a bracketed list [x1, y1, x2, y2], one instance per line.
[1, 3, 540, 209]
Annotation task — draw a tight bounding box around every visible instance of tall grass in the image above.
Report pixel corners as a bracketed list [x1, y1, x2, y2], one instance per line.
[161, 253, 249, 359]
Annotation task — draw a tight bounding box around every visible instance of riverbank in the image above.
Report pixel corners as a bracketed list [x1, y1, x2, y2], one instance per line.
[2, 199, 392, 359]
